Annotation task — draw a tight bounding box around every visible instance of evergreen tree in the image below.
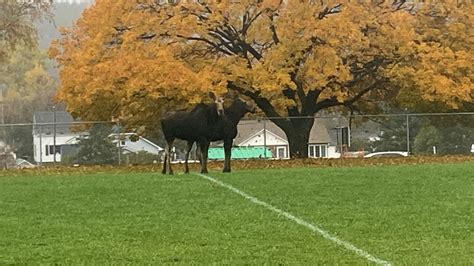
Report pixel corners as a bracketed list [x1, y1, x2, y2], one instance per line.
[75, 124, 118, 165]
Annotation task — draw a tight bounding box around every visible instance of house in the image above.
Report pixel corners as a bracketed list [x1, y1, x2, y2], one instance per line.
[234, 120, 290, 159]
[33, 111, 163, 164]
[320, 116, 351, 157]
[109, 133, 163, 155]
[32, 111, 84, 164]
[226, 118, 344, 159]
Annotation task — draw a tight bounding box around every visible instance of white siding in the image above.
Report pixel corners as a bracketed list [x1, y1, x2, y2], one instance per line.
[120, 138, 163, 155]
[33, 134, 80, 163]
[238, 130, 287, 147]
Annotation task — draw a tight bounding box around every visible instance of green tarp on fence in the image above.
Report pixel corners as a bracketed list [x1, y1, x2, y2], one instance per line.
[208, 147, 272, 160]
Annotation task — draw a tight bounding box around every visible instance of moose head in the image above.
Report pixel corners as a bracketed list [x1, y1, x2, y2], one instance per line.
[208, 92, 225, 116]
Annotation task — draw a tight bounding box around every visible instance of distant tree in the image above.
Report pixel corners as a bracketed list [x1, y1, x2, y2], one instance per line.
[414, 124, 473, 155]
[0, 141, 16, 169]
[0, 46, 56, 159]
[74, 124, 118, 165]
[0, 0, 52, 62]
[0, 47, 56, 123]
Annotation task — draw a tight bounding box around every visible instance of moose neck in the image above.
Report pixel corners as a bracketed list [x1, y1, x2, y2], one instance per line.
[225, 104, 247, 125]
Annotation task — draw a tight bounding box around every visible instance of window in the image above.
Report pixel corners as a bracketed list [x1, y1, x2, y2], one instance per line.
[321, 145, 327, 157]
[277, 147, 287, 159]
[49, 145, 55, 155]
[48, 145, 61, 155]
[308, 145, 328, 158]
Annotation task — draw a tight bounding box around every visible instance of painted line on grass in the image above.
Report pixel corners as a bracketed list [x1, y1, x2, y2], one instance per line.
[196, 173, 391, 266]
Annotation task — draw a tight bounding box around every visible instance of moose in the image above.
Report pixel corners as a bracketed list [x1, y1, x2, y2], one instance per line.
[161, 92, 224, 175]
[204, 95, 256, 173]
[161, 92, 255, 174]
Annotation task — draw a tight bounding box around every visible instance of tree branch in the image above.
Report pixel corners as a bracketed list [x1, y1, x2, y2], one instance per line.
[227, 81, 282, 119]
[269, 13, 279, 45]
[318, 4, 342, 19]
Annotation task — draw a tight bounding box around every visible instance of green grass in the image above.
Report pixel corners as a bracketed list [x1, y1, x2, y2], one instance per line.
[0, 163, 473, 264]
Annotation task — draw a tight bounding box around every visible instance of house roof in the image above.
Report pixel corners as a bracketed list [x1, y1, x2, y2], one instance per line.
[316, 116, 349, 145]
[33, 111, 75, 135]
[234, 120, 287, 145]
[238, 128, 288, 147]
[234, 118, 332, 146]
[109, 133, 164, 151]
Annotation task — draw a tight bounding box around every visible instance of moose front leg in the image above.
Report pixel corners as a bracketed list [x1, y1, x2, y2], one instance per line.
[223, 139, 232, 173]
[199, 140, 210, 174]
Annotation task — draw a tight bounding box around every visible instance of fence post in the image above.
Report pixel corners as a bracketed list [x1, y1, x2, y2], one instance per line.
[53, 106, 57, 164]
[263, 119, 267, 159]
[406, 114, 410, 155]
[39, 125, 43, 167]
[117, 122, 122, 165]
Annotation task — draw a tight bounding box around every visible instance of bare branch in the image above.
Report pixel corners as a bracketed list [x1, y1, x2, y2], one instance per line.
[318, 4, 342, 19]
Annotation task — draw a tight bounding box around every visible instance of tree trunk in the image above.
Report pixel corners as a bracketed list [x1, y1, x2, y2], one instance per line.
[272, 117, 314, 158]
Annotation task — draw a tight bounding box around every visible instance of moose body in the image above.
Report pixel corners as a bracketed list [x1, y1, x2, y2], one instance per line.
[199, 98, 255, 173]
[161, 93, 224, 175]
[161, 93, 254, 174]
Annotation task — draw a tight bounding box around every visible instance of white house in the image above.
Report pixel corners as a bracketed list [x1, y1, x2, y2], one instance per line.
[230, 118, 342, 159]
[33, 111, 163, 164]
[33, 111, 83, 164]
[110, 133, 163, 155]
[234, 121, 290, 159]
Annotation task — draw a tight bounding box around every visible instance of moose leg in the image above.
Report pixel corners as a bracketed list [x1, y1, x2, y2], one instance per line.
[162, 143, 169, 174]
[163, 138, 174, 175]
[184, 140, 194, 174]
[223, 139, 232, 173]
[199, 140, 210, 174]
[161, 152, 167, 174]
[196, 145, 203, 166]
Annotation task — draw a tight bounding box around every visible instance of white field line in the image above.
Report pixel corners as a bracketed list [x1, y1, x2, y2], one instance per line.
[196, 173, 392, 266]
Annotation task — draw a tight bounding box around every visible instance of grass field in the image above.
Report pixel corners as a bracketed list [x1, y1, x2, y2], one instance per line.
[0, 162, 473, 264]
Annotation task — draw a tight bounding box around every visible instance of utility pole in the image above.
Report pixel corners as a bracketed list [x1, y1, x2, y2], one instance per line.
[53, 105, 57, 164]
[406, 114, 410, 155]
[263, 119, 267, 159]
[0, 85, 5, 142]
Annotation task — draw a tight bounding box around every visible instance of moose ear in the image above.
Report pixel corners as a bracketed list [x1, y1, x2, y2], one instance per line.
[208, 92, 216, 100]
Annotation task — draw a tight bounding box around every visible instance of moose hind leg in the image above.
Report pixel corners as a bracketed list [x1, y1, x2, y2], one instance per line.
[184, 140, 194, 174]
[161, 153, 167, 175]
[164, 139, 174, 175]
[223, 139, 232, 173]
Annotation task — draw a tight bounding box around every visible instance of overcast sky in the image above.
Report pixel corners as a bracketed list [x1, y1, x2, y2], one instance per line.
[37, 2, 92, 49]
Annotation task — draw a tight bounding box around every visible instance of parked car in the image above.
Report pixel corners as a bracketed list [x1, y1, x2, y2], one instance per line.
[364, 151, 408, 158]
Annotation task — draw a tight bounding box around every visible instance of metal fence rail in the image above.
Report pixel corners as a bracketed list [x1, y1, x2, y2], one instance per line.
[0, 112, 473, 169]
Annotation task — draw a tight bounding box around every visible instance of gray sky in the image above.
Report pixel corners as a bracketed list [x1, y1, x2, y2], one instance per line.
[37, 2, 91, 49]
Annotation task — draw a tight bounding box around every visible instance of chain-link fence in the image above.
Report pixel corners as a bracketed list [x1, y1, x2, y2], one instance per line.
[0, 112, 473, 169]
[249, 112, 474, 159]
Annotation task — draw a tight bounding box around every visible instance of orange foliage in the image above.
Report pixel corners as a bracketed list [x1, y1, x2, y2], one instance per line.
[50, 0, 473, 132]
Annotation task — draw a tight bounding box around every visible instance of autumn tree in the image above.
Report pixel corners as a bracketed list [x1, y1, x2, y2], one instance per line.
[0, 0, 52, 62]
[51, 0, 473, 158]
[0, 46, 56, 122]
[0, 46, 57, 159]
[391, 2, 474, 112]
